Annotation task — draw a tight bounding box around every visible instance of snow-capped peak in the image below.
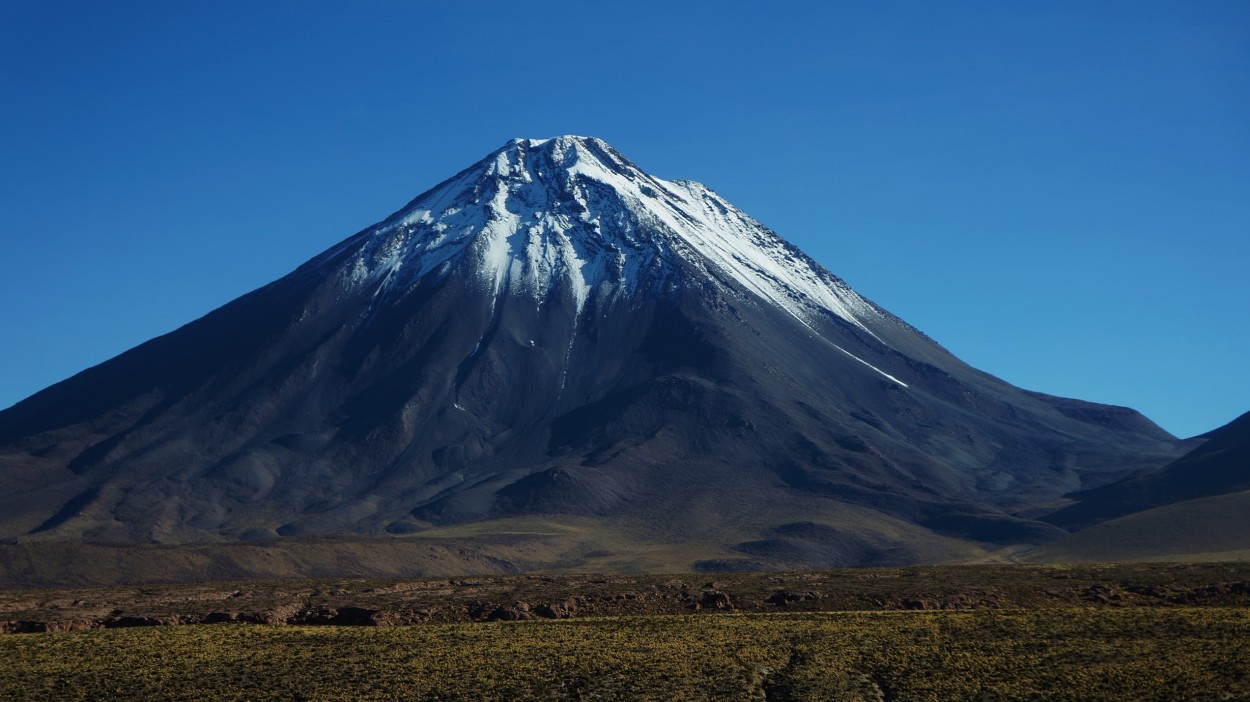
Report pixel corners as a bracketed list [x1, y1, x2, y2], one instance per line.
[334, 136, 886, 339]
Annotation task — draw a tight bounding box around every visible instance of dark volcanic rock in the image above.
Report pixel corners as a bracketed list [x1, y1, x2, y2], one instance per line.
[699, 591, 735, 611]
[9, 619, 98, 633]
[482, 603, 535, 622]
[103, 615, 176, 628]
[288, 607, 389, 626]
[46, 619, 99, 632]
[328, 607, 381, 626]
[1081, 585, 1123, 605]
[534, 598, 580, 619]
[767, 590, 822, 606]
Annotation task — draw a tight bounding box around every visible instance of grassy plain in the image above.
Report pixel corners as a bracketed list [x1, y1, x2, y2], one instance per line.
[2, 608, 1249, 701]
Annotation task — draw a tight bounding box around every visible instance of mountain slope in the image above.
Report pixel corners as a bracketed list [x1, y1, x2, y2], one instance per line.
[1023, 491, 1250, 564]
[0, 137, 1184, 579]
[1043, 410, 1250, 531]
[1023, 409, 1250, 562]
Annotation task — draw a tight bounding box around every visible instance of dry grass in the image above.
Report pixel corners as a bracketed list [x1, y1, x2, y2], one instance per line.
[2, 608, 1248, 701]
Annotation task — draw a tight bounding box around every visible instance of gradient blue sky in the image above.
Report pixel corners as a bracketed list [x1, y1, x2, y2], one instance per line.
[1, 1, 1247, 438]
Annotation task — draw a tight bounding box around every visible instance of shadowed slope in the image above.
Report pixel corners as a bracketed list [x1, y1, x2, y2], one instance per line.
[1043, 410, 1250, 531]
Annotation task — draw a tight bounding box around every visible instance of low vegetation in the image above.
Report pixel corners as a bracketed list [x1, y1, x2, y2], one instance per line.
[3, 563, 1249, 700]
[2, 608, 1248, 700]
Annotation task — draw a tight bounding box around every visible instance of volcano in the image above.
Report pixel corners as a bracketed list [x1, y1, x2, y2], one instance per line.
[0, 136, 1185, 580]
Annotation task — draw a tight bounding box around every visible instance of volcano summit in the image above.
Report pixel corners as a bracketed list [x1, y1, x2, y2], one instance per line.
[0, 137, 1185, 581]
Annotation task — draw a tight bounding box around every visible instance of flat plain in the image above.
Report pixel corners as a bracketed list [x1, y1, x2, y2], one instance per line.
[3, 563, 1249, 701]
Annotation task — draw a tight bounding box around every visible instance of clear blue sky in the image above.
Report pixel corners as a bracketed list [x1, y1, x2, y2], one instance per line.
[1, 1, 1247, 438]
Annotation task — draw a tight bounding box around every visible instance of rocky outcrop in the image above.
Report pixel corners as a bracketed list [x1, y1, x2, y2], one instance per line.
[766, 590, 822, 606]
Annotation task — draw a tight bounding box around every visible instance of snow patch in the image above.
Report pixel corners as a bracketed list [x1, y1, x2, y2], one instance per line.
[327, 136, 905, 385]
